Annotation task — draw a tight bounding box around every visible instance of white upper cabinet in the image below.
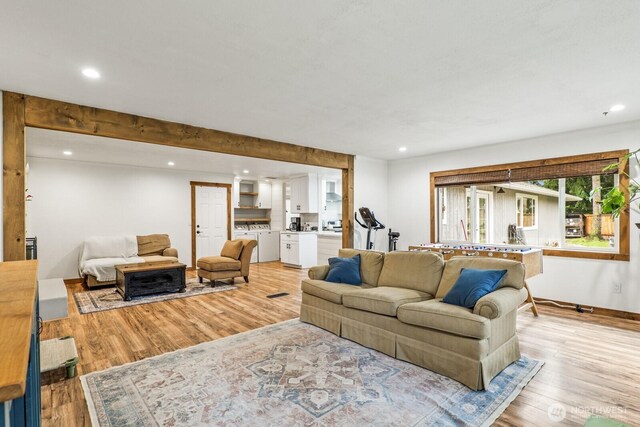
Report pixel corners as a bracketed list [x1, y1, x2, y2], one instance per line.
[257, 181, 272, 209]
[290, 174, 318, 213]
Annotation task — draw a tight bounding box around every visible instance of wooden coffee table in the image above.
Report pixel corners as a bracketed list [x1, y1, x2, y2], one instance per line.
[115, 262, 186, 301]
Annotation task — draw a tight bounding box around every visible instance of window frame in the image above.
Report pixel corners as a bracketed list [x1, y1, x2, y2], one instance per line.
[429, 149, 630, 261]
[515, 193, 538, 230]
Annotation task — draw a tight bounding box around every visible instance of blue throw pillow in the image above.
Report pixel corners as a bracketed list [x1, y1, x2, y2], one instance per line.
[443, 268, 508, 308]
[325, 254, 361, 285]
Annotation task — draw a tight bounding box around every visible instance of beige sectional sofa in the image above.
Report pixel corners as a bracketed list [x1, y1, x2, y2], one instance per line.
[300, 249, 528, 390]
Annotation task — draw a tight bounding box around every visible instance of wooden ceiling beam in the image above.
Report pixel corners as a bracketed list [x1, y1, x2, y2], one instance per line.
[23, 94, 351, 170]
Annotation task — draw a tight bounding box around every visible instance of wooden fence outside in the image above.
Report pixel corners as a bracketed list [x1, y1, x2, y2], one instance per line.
[583, 214, 615, 237]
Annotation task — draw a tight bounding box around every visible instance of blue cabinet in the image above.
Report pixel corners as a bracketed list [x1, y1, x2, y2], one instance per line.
[0, 298, 41, 427]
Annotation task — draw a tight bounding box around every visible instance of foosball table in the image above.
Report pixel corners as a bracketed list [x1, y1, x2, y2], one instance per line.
[408, 243, 541, 316]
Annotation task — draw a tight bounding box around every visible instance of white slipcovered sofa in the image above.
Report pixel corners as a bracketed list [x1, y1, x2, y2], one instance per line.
[79, 234, 178, 287]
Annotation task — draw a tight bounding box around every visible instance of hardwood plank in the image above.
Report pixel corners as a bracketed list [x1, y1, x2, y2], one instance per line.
[2, 92, 26, 261]
[39, 262, 640, 426]
[22, 94, 351, 169]
[0, 260, 38, 400]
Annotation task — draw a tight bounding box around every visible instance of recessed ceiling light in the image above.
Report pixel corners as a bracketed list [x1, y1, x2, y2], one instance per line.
[81, 67, 101, 79]
[63, 150, 72, 156]
[399, 147, 407, 152]
[167, 161, 175, 166]
[609, 104, 625, 112]
[243, 170, 249, 174]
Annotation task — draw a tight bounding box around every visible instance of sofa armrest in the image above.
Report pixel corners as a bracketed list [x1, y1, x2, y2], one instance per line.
[473, 287, 528, 319]
[308, 265, 330, 280]
[163, 247, 178, 258]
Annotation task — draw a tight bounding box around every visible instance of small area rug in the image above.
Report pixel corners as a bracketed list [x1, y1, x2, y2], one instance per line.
[81, 319, 542, 426]
[74, 278, 237, 314]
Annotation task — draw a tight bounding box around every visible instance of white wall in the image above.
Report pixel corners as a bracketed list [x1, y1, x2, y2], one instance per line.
[389, 120, 640, 314]
[27, 157, 234, 279]
[354, 156, 389, 251]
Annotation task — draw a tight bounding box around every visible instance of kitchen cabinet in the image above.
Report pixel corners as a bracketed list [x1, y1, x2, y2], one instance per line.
[280, 232, 317, 268]
[257, 230, 279, 262]
[289, 174, 318, 213]
[257, 181, 272, 209]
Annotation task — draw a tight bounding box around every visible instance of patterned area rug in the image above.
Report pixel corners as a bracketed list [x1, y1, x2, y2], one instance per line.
[73, 278, 237, 314]
[81, 320, 542, 426]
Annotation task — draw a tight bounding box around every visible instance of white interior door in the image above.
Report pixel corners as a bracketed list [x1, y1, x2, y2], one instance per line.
[196, 186, 228, 260]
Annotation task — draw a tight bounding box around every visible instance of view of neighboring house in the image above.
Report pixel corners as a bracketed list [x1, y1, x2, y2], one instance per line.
[437, 182, 604, 248]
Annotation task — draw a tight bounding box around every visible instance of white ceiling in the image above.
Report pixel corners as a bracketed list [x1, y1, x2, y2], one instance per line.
[26, 128, 340, 180]
[2, 1, 640, 160]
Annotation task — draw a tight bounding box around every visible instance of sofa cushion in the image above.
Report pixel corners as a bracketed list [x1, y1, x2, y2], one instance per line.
[137, 234, 171, 256]
[302, 279, 371, 304]
[377, 251, 444, 294]
[221, 240, 244, 260]
[326, 255, 361, 285]
[197, 256, 241, 271]
[397, 299, 490, 339]
[436, 257, 525, 298]
[142, 255, 179, 264]
[342, 287, 432, 317]
[443, 268, 507, 308]
[338, 249, 385, 286]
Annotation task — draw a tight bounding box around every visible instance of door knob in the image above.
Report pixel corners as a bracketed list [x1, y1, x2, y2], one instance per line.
[196, 231, 201, 234]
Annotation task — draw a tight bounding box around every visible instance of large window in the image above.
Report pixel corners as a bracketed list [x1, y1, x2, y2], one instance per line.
[430, 150, 630, 261]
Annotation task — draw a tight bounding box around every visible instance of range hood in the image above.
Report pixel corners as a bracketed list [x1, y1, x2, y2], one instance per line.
[326, 181, 342, 202]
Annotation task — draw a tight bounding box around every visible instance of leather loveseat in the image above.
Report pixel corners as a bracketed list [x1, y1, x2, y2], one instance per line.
[300, 249, 528, 390]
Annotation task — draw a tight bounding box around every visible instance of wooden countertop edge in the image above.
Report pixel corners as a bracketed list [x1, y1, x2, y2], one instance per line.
[0, 260, 38, 402]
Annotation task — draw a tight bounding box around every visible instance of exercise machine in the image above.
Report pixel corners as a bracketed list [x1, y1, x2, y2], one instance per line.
[388, 229, 400, 252]
[355, 207, 385, 250]
[355, 207, 398, 251]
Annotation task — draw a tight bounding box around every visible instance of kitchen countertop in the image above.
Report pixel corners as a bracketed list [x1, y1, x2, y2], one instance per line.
[280, 230, 343, 237]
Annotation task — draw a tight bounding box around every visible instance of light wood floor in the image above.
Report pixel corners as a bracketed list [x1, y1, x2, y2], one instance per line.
[40, 262, 640, 426]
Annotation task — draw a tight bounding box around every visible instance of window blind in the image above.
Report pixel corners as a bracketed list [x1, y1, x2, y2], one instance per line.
[434, 156, 619, 187]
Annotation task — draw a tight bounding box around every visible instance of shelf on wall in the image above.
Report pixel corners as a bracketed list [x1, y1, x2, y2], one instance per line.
[237, 206, 270, 209]
[234, 218, 271, 222]
[240, 192, 258, 196]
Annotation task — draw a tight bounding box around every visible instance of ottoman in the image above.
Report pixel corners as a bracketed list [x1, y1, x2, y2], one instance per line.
[38, 278, 68, 320]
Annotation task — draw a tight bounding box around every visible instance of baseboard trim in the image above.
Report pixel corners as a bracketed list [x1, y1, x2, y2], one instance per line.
[535, 298, 640, 321]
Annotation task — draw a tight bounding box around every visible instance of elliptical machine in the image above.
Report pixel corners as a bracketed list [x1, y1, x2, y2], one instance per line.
[355, 207, 385, 250]
[355, 207, 399, 251]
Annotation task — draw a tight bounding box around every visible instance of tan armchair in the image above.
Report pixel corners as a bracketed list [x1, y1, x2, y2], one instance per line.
[197, 239, 257, 284]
